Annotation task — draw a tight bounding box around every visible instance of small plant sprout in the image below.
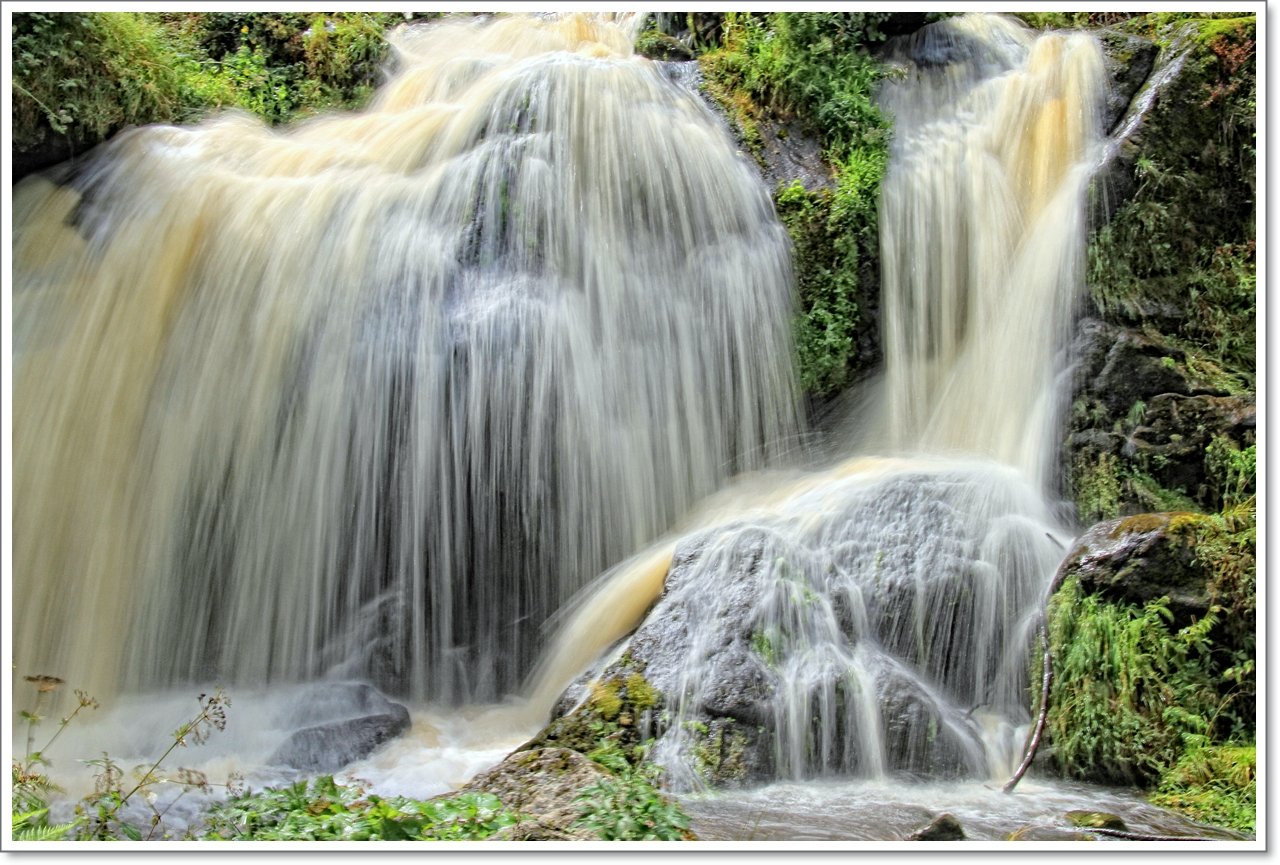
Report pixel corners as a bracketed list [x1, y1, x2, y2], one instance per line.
[12, 676, 98, 841]
[77, 687, 232, 840]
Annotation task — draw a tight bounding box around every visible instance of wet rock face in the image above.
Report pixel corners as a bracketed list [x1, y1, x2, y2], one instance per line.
[459, 748, 607, 841]
[1051, 513, 1211, 627]
[270, 682, 411, 773]
[755, 118, 835, 194]
[1125, 392, 1255, 502]
[1082, 326, 1192, 414]
[1094, 24, 1192, 217]
[1063, 318, 1254, 518]
[1096, 30, 1159, 135]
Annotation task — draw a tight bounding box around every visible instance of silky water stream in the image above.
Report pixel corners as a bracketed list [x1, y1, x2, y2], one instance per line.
[9, 13, 1241, 841]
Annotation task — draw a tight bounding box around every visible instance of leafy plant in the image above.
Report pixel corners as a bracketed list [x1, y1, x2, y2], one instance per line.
[12, 11, 418, 163]
[573, 761, 690, 841]
[700, 13, 891, 396]
[199, 775, 517, 841]
[11, 676, 98, 841]
[73, 688, 232, 840]
[1204, 433, 1256, 507]
[1047, 580, 1220, 784]
[1048, 500, 1255, 801]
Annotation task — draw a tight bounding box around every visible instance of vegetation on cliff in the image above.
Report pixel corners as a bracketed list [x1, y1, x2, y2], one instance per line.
[1062, 13, 1256, 525]
[698, 13, 895, 397]
[1045, 498, 1256, 831]
[12, 12, 417, 174]
[1089, 16, 1256, 386]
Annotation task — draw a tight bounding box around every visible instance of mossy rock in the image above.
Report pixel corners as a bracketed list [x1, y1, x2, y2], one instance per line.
[1066, 810, 1127, 831]
[684, 716, 770, 787]
[517, 666, 664, 769]
[1052, 513, 1212, 627]
[634, 30, 693, 61]
[458, 747, 607, 840]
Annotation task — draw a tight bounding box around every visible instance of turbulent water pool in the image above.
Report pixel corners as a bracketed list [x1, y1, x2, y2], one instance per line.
[32, 693, 1250, 844]
[678, 779, 1249, 842]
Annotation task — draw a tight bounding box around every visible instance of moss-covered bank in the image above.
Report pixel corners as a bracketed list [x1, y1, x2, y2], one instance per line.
[1058, 13, 1256, 523]
[12, 12, 425, 179]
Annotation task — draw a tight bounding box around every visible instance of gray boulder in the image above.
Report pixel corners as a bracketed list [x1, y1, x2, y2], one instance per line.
[271, 682, 411, 773]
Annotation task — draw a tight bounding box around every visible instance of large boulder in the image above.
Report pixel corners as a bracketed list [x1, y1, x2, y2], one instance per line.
[1050, 513, 1212, 627]
[270, 682, 412, 773]
[527, 468, 1060, 791]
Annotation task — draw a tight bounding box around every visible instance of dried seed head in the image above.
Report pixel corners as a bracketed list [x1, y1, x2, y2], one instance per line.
[25, 675, 65, 692]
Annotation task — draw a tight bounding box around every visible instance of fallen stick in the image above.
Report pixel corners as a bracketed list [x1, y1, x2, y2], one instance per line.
[1003, 614, 1051, 794]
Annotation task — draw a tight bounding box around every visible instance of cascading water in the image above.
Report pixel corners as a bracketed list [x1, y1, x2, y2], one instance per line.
[12, 13, 799, 705]
[524, 13, 1109, 792]
[879, 15, 1104, 480]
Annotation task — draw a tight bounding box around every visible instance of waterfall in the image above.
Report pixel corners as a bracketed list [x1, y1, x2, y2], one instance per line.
[11, 13, 801, 704]
[13, 10, 1111, 794]
[879, 14, 1105, 480]
[527, 14, 1107, 787]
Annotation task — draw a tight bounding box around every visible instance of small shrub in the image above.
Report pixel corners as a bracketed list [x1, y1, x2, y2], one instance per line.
[573, 762, 690, 841]
[1150, 745, 1255, 833]
[199, 776, 517, 841]
[11, 677, 98, 841]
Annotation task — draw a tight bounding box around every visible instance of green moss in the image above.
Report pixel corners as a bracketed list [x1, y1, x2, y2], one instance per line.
[1072, 451, 1122, 523]
[1110, 512, 1170, 537]
[624, 673, 657, 712]
[589, 678, 623, 721]
[699, 13, 890, 398]
[1149, 745, 1255, 833]
[750, 628, 780, 667]
[1066, 811, 1126, 830]
[687, 718, 752, 785]
[633, 30, 692, 62]
[522, 668, 665, 772]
